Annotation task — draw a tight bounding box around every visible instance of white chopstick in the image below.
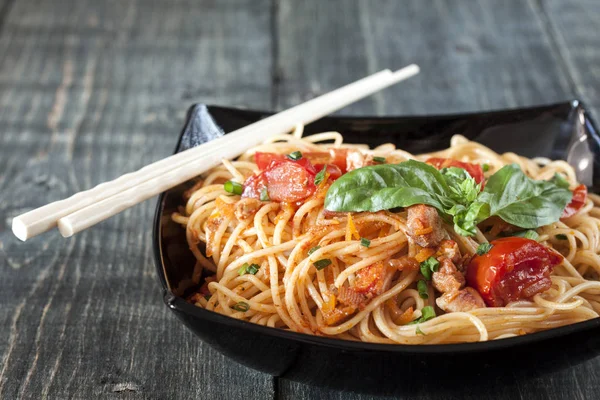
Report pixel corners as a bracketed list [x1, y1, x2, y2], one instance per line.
[12, 68, 396, 241]
[12, 65, 419, 240]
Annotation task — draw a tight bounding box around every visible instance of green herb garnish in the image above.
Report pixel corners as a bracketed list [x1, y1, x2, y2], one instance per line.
[239, 263, 260, 275]
[314, 259, 332, 270]
[373, 156, 386, 163]
[238, 263, 249, 275]
[314, 166, 327, 185]
[360, 238, 371, 247]
[476, 243, 493, 256]
[260, 187, 270, 201]
[308, 246, 321, 256]
[482, 163, 490, 172]
[408, 306, 436, 325]
[287, 151, 302, 161]
[224, 180, 243, 195]
[246, 264, 260, 275]
[419, 257, 439, 280]
[232, 302, 250, 312]
[417, 280, 429, 299]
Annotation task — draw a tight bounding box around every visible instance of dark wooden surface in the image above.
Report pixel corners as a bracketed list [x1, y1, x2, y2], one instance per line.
[0, 1, 599, 399]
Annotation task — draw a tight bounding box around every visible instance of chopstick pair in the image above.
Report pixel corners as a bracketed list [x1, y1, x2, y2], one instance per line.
[12, 64, 420, 241]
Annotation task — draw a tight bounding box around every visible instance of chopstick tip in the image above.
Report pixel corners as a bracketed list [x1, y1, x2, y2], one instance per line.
[57, 219, 75, 238]
[11, 217, 29, 241]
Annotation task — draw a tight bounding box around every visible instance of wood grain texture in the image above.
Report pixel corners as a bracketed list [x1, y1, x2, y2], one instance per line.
[276, 0, 575, 116]
[542, 0, 600, 113]
[0, 0, 275, 399]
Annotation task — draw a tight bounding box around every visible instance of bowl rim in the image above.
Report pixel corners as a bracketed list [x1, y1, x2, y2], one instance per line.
[153, 100, 600, 354]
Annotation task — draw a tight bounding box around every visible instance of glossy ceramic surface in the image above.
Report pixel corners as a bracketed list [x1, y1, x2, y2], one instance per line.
[154, 101, 600, 395]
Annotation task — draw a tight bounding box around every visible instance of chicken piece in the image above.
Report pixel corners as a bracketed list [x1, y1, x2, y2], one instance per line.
[353, 262, 388, 296]
[322, 306, 356, 326]
[345, 150, 379, 171]
[437, 240, 461, 264]
[234, 198, 262, 221]
[388, 256, 420, 271]
[436, 287, 486, 312]
[406, 204, 445, 248]
[337, 286, 366, 309]
[432, 258, 466, 294]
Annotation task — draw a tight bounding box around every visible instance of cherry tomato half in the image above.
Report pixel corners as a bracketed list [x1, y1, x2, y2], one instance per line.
[254, 152, 286, 170]
[466, 237, 563, 307]
[561, 184, 587, 219]
[314, 163, 343, 181]
[244, 155, 317, 202]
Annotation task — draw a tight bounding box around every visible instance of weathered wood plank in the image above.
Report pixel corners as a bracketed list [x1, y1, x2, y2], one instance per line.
[0, 0, 275, 399]
[276, 0, 595, 399]
[542, 0, 600, 116]
[276, 0, 574, 116]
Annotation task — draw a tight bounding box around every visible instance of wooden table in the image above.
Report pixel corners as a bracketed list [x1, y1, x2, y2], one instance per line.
[1, 1, 599, 398]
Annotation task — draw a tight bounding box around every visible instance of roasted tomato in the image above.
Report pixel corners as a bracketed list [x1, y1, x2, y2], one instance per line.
[329, 149, 349, 172]
[241, 172, 268, 199]
[305, 149, 349, 172]
[254, 152, 286, 170]
[561, 184, 587, 219]
[264, 161, 316, 202]
[466, 237, 563, 307]
[256, 150, 349, 173]
[314, 163, 343, 181]
[244, 154, 318, 202]
[426, 157, 485, 185]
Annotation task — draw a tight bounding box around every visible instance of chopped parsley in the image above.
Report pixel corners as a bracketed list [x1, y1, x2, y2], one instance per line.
[360, 238, 371, 247]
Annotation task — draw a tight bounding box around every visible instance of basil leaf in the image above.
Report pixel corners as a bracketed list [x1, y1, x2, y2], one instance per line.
[441, 167, 480, 204]
[450, 201, 490, 236]
[477, 164, 572, 229]
[324, 160, 454, 212]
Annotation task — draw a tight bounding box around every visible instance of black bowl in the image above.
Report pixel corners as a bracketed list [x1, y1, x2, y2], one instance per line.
[153, 101, 600, 395]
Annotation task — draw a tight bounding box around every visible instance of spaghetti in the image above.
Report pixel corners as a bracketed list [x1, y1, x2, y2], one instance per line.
[172, 126, 600, 344]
